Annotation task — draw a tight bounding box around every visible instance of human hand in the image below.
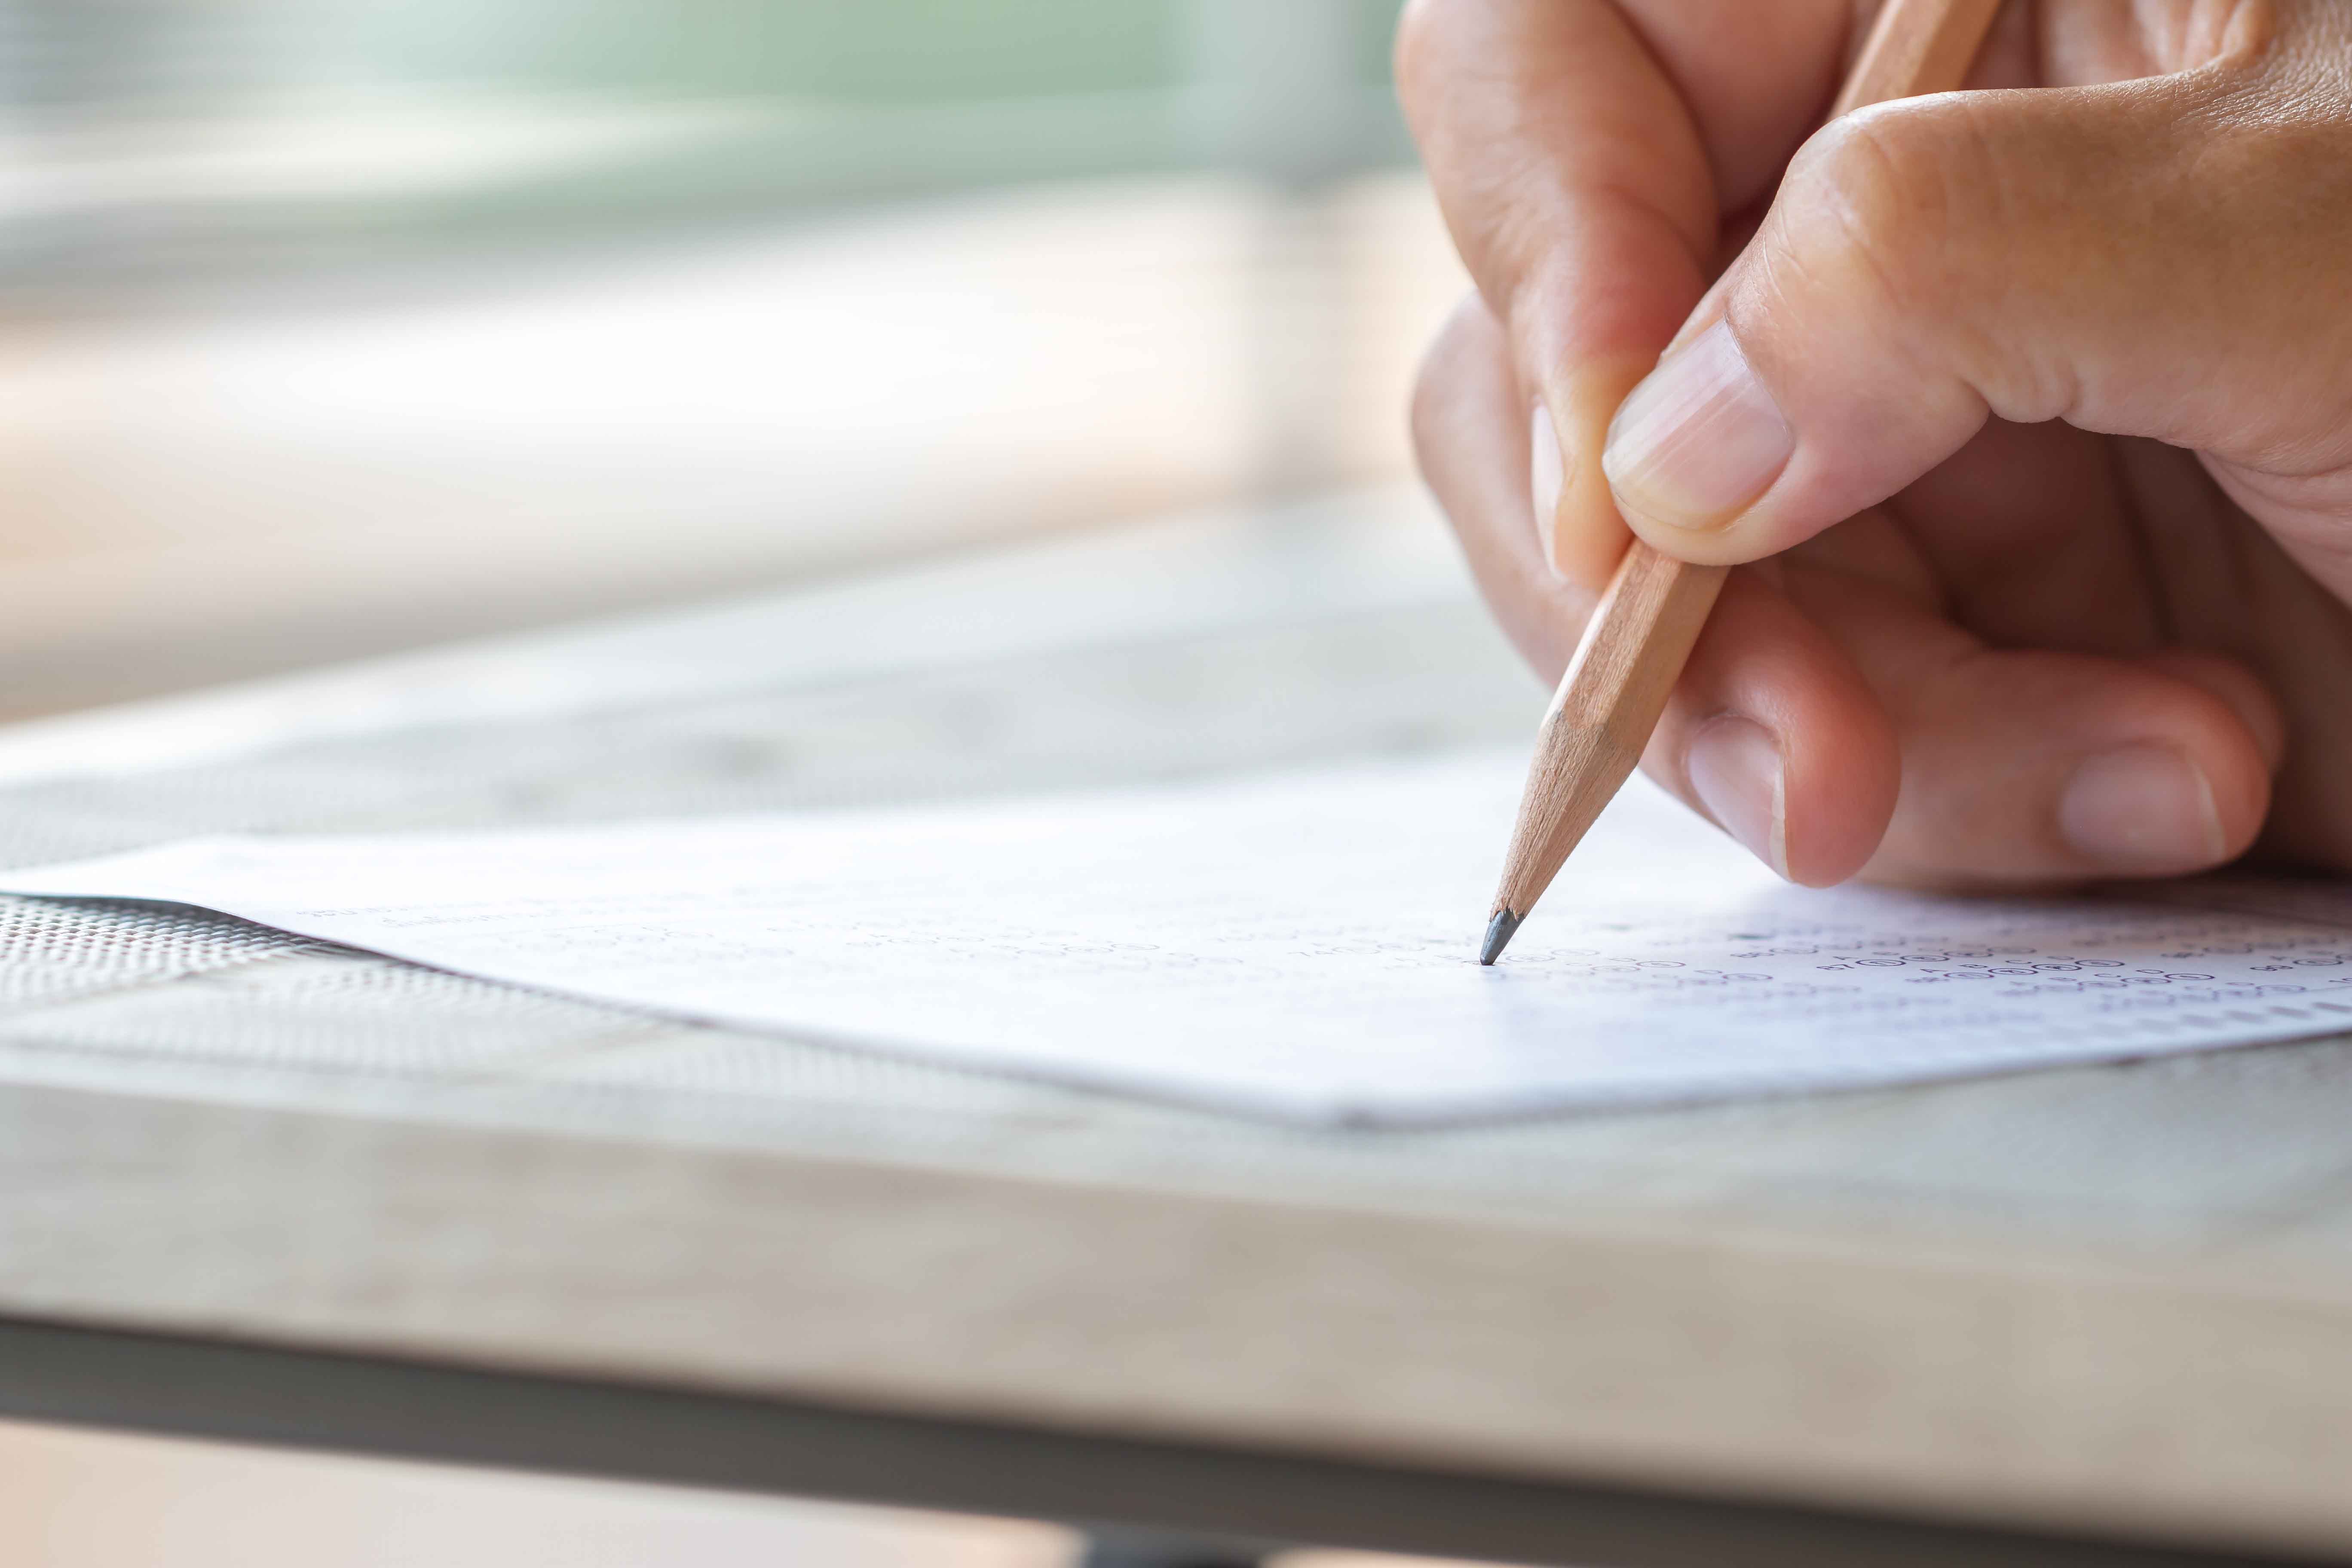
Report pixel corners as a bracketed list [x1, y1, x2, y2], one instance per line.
[1400, 0, 2352, 888]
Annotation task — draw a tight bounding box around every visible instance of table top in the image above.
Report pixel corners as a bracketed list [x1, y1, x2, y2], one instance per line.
[2, 487, 2349, 1567]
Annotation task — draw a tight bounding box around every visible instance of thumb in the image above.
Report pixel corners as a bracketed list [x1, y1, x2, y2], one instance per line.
[1598, 34, 2352, 565]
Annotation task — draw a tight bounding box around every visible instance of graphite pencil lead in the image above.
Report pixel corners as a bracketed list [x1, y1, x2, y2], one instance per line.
[1479, 908, 1523, 966]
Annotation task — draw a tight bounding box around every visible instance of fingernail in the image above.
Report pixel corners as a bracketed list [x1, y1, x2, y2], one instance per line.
[1529, 403, 1565, 576]
[1686, 717, 1788, 877]
[2058, 744, 2227, 871]
[1603, 320, 1792, 530]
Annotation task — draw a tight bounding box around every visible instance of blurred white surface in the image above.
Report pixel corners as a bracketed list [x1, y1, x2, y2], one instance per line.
[0, 484, 1468, 784]
[0, 1416, 1525, 1568]
[0, 172, 1464, 719]
[0, 1417, 1078, 1568]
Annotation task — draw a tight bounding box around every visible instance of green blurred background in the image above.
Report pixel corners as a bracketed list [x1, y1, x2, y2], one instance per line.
[6, 0, 1415, 297]
[0, 0, 1462, 722]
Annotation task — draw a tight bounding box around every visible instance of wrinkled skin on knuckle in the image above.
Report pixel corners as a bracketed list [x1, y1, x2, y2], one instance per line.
[1748, 97, 2093, 425]
[1767, 105, 1965, 331]
[1740, 116, 1929, 387]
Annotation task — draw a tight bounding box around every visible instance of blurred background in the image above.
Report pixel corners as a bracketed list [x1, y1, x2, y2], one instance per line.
[0, 1, 1482, 1562]
[0, 0, 1465, 721]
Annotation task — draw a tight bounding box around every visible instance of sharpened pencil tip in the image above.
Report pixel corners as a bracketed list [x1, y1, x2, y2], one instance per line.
[1479, 908, 1523, 966]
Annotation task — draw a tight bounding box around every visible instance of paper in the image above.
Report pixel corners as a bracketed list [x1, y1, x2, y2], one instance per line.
[8, 751, 2352, 1123]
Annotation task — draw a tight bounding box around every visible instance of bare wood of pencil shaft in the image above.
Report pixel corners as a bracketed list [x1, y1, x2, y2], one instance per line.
[1835, 0, 2006, 115]
[1489, 549, 1726, 933]
[1483, 0, 2004, 960]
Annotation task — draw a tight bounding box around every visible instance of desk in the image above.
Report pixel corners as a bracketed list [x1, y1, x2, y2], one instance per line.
[0, 487, 2346, 1568]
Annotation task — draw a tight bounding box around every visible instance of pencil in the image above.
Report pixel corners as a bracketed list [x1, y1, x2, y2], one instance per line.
[1480, 0, 2005, 965]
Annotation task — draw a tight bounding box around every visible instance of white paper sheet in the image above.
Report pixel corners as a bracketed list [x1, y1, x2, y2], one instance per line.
[9, 751, 2352, 1123]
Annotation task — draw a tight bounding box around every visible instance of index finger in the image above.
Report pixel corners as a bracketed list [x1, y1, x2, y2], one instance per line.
[1395, 0, 1852, 584]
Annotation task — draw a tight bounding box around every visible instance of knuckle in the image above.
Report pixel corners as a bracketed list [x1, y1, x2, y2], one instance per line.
[1760, 98, 2073, 415]
[1775, 104, 1971, 321]
[1406, 294, 1490, 475]
[1407, 361, 1445, 478]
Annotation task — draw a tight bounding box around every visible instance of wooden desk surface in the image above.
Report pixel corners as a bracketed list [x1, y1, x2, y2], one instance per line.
[0, 487, 2347, 1568]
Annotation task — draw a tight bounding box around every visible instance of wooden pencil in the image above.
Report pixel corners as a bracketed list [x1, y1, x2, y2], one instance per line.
[1480, 0, 2006, 965]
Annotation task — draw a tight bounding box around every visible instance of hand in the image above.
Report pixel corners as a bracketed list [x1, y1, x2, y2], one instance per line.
[1400, 0, 2352, 889]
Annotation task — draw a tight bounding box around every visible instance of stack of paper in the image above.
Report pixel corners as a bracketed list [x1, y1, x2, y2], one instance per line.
[9, 752, 2350, 1123]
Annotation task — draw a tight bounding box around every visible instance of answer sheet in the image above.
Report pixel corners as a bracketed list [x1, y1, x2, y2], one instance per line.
[9, 750, 2352, 1122]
